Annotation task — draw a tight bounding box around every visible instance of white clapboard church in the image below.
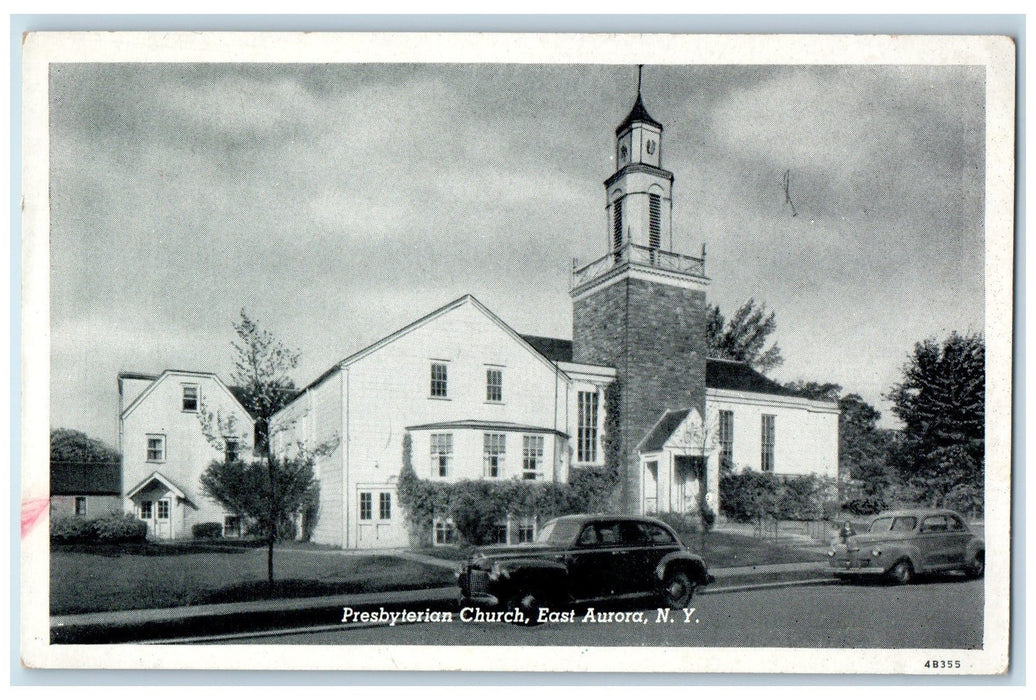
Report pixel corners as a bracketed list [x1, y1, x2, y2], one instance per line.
[119, 83, 838, 544]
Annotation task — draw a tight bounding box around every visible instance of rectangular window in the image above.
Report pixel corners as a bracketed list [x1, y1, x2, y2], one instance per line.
[483, 433, 506, 478]
[223, 515, 241, 537]
[612, 199, 623, 250]
[434, 519, 458, 545]
[224, 439, 239, 463]
[379, 492, 392, 520]
[761, 414, 776, 472]
[718, 410, 734, 468]
[515, 520, 535, 543]
[577, 391, 599, 463]
[522, 435, 544, 480]
[359, 492, 372, 521]
[648, 193, 661, 249]
[430, 362, 448, 398]
[156, 500, 170, 520]
[182, 384, 199, 412]
[140, 500, 153, 519]
[146, 434, 165, 463]
[430, 433, 453, 478]
[486, 368, 503, 402]
[74, 496, 87, 517]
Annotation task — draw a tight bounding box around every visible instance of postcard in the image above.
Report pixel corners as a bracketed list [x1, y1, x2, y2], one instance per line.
[20, 31, 1014, 674]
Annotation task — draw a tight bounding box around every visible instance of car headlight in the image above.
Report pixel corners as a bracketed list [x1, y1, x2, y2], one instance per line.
[489, 561, 510, 581]
[827, 550, 835, 557]
[871, 548, 882, 557]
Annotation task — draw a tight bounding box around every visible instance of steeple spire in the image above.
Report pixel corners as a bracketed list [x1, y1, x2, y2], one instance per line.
[616, 66, 662, 136]
[637, 64, 643, 95]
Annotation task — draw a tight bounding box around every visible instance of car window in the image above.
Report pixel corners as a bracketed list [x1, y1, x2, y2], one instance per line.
[869, 517, 894, 533]
[619, 522, 650, 545]
[948, 515, 966, 531]
[891, 517, 916, 532]
[597, 522, 621, 546]
[643, 523, 676, 545]
[920, 515, 948, 533]
[577, 525, 600, 546]
[537, 519, 582, 546]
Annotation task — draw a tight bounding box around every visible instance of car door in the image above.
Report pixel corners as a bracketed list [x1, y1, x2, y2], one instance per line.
[565, 521, 625, 600]
[621, 521, 681, 594]
[944, 514, 973, 566]
[917, 514, 952, 569]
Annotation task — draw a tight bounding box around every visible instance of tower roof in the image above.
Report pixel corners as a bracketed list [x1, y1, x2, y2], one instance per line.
[615, 91, 662, 135]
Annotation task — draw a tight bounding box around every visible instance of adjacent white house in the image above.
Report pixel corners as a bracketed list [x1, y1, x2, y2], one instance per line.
[118, 370, 254, 539]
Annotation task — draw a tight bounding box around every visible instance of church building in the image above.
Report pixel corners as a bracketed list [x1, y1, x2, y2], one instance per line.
[268, 83, 840, 548]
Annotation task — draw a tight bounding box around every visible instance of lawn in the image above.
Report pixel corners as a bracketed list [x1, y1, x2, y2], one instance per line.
[51, 542, 454, 615]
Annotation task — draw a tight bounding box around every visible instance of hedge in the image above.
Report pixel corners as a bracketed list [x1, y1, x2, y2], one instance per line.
[719, 467, 837, 523]
[192, 522, 223, 539]
[51, 513, 148, 544]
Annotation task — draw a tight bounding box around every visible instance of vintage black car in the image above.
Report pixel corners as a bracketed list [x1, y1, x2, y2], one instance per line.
[456, 514, 714, 623]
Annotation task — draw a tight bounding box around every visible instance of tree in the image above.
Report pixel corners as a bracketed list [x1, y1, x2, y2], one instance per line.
[198, 310, 322, 584]
[885, 332, 985, 511]
[230, 309, 301, 454]
[705, 298, 784, 374]
[200, 454, 315, 582]
[50, 428, 120, 465]
[837, 394, 894, 509]
[785, 380, 842, 402]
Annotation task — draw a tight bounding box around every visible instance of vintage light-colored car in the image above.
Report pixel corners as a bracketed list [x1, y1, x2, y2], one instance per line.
[828, 508, 984, 584]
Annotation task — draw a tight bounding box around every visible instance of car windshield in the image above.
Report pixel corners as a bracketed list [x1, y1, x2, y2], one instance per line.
[535, 519, 582, 546]
[870, 516, 917, 533]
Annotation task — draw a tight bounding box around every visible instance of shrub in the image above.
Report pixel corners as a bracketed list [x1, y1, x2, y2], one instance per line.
[719, 467, 780, 523]
[941, 483, 983, 518]
[50, 515, 95, 543]
[92, 514, 148, 543]
[841, 495, 888, 516]
[192, 522, 223, 539]
[699, 504, 716, 533]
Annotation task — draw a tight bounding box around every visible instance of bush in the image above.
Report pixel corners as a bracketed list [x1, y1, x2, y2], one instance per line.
[941, 484, 983, 518]
[92, 514, 148, 543]
[52, 513, 147, 544]
[192, 522, 223, 539]
[50, 515, 95, 543]
[841, 495, 888, 516]
[651, 511, 699, 542]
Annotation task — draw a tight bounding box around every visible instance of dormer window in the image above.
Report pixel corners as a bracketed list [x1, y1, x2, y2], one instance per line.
[182, 384, 199, 412]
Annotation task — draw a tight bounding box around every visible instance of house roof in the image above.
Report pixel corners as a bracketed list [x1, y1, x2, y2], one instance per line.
[705, 358, 802, 398]
[616, 92, 663, 135]
[119, 369, 257, 422]
[637, 409, 691, 453]
[50, 461, 121, 496]
[125, 471, 192, 504]
[405, 419, 568, 438]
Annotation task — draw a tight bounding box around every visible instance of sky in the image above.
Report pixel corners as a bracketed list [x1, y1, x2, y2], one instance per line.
[48, 62, 986, 447]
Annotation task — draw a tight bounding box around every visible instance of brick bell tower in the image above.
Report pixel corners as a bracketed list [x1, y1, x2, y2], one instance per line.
[571, 68, 709, 514]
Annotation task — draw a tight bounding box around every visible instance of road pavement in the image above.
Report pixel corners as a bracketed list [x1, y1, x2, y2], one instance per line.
[213, 574, 982, 649]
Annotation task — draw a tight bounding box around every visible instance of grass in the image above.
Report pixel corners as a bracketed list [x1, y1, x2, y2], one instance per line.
[51, 542, 454, 615]
[696, 530, 829, 568]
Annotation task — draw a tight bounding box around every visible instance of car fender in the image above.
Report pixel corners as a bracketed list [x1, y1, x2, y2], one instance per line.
[885, 542, 924, 573]
[966, 538, 985, 560]
[655, 551, 711, 587]
[492, 558, 569, 599]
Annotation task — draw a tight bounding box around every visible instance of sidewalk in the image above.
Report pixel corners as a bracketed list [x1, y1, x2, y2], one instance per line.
[50, 558, 830, 643]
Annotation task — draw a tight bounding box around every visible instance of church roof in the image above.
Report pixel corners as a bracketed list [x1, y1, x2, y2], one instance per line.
[521, 335, 573, 363]
[706, 358, 801, 397]
[638, 409, 691, 453]
[616, 92, 663, 135]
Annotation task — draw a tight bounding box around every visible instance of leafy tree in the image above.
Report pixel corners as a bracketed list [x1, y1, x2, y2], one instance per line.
[230, 309, 301, 454]
[785, 381, 842, 402]
[705, 298, 784, 374]
[885, 332, 985, 511]
[200, 455, 315, 583]
[50, 428, 120, 465]
[838, 393, 894, 500]
[198, 310, 322, 584]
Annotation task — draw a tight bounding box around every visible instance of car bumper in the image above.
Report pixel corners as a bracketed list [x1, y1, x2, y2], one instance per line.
[830, 564, 887, 576]
[458, 593, 500, 607]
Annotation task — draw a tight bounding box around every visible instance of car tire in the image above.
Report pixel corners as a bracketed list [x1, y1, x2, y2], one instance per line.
[661, 571, 695, 608]
[506, 590, 545, 627]
[965, 552, 985, 579]
[888, 560, 913, 585]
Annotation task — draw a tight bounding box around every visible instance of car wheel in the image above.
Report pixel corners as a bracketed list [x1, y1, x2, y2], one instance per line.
[888, 560, 913, 585]
[965, 552, 985, 579]
[506, 590, 545, 626]
[661, 571, 695, 608]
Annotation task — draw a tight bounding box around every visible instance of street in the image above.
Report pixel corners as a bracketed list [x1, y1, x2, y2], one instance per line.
[213, 576, 983, 649]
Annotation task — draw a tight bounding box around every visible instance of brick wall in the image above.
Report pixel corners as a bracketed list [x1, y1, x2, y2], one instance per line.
[573, 276, 707, 513]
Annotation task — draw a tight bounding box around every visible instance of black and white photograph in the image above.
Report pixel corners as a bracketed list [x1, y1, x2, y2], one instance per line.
[20, 32, 1014, 673]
